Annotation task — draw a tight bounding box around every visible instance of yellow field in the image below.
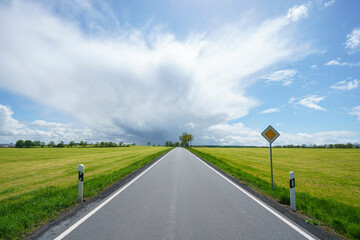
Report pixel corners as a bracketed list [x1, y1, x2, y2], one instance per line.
[194, 147, 360, 206]
[0, 146, 167, 201]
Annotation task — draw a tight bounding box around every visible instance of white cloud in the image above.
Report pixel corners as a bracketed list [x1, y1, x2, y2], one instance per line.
[325, 58, 347, 66]
[345, 27, 360, 54]
[204, 122, 357, 146]
[291, 95, 326, 111]
[205, 123, 264, 146]
[325, 58, 360, 67]
[310, 64, 318, 69]
[331, 79, 359, 90]
[0, 104, 93, 143]
[260, 108, 280, 114]
[287, 5, 308, 22]
[29, 120, 70, 129]
[324, 0, 336, 8]
[0, 1, 313, 144]
[349, 106, 360, 120]
[0, 104, 25, 136]
[279, 130, 357, 145]
[263, 69, 297, 86]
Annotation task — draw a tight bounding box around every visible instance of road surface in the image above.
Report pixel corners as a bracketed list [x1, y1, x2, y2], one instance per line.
[53, 148, 317, 240]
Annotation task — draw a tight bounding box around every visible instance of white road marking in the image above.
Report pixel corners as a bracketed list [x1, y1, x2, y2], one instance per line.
[54, 150, 171, 240]
[190, 151, 317, 240]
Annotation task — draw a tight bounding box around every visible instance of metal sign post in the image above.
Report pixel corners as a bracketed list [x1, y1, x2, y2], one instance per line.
[261, 125, 280, 191]
[77, 164, 84, 202]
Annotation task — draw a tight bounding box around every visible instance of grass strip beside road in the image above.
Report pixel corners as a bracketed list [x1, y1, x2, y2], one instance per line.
[190, 148, 360, 240]
[0, 148, 170, 240]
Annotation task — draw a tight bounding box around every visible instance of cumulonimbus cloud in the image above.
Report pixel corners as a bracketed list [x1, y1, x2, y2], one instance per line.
[0, 1, 312, 144]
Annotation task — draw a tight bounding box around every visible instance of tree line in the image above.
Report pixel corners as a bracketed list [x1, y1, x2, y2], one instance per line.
[275, 143, 359, 149]
[15, 140, 135, 148]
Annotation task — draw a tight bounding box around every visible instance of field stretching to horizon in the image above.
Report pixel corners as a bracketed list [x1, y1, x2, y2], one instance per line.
[0, 146, 169, 239]
[193, 147, 360, 206]
[191, 147, 360, 239]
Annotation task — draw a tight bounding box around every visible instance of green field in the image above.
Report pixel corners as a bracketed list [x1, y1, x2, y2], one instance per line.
[191, 147, 360, 239]
[0, 146, 169, 239]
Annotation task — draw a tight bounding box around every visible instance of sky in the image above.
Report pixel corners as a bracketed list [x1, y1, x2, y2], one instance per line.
[0, 0, 359, 146]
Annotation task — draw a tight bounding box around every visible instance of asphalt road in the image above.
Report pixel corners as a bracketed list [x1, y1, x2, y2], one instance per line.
[53, 147, 317, 240]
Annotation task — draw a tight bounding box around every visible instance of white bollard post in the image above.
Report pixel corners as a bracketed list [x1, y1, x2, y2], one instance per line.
[77, 164, 84, 202]
[289, 171, 296, 211]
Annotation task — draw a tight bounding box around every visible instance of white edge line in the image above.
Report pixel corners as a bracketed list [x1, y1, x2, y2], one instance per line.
[54, 151, 170, 240]
[190, 151, 316, 240]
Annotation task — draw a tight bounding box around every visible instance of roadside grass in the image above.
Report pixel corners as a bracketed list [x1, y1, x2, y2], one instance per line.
[190, 148, 360, 239]
[0, 147, 169, 240]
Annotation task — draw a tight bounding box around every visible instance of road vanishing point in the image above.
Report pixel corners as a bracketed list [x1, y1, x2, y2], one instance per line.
[39, 148, 320, 240]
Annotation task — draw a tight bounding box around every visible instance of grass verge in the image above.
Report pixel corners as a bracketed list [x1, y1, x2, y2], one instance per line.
[0, 149, 169, 240]
[190, 148, 360, 240]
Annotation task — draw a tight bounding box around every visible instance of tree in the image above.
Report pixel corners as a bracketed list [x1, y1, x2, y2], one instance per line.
[48, 141, 55, 147]
[179, 132, 194, 147]
[119, 141, 123, 147]
[15, 140, 24, 148]
[24, 140, 32, 148]
[57, 141, 64, 148]
[148, 142, 151, 146]
[188, 134, 194, 148]
[32, 140, 41, 147]
[69, 141, 76, 147]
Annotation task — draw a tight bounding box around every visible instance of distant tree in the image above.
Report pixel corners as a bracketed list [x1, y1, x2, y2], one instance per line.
[94, 142, 99, 147]
[57, 141, 64, 148]
[179, 132, 193, 147]
[346, 143, 354, 149]
[32, 140, 41, 147]
[15, 140, 24, 148]
[41, 142, 45, 148]
[153, 144, 155, 147]
[69, 141, 76, 147]
[148, 142, 151, 146]
[175, 141, 180, 147]
[158, 144, 160, 147]
[119, 141, 123, 147]
[188, 134, 194, 148]
[132, 142, 136, 146]
[24, 140, 32, 148]
[48, 141, 55, 147]
[83, 141, 87, 148]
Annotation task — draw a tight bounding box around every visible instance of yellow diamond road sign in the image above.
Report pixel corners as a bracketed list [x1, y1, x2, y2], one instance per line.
[261, 125, 280, 144]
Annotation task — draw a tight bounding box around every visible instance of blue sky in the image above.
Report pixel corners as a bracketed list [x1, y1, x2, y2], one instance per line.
[0, 0, 359, 146]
